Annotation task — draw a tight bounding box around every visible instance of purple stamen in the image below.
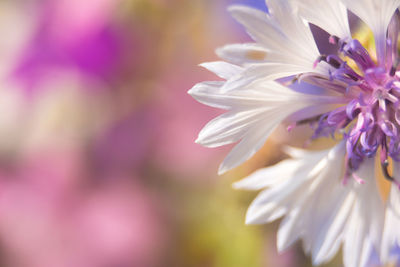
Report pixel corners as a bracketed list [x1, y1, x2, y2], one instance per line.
[287, 124, 295, 132]
[306, 31, 400, 184]
[342, 39, 376, 71]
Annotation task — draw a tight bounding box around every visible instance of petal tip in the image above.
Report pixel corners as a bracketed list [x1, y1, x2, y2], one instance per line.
[276, 239, 287, 254]
[232, 181, 241, 189]
[187, 87, 195, 95]
[218, 165, 228, 175]
[194, 136, 202, 144]
[244, 216, 254, 225]
[245, 212, 261, 225]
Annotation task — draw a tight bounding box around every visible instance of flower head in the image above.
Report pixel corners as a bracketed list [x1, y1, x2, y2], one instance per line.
[190, 0, 400, 266]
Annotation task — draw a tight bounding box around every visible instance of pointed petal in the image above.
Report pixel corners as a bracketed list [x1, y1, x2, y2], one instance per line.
[192, 77, 327, 174]
[341, 0, 400, 37]
[233, 158, 312, 190]
[343, 160, 384, 267]
[227, 4, 328, 80]
[218, 116, 282, 174]
[188, 81, 228, 109]
[189, 79, 314, 110]
[381, 186, 400, 262]
[244, 143, 345, 225]
[389, 161, 400, 216]
[341, 0, 400, 60]
[277, 206, 305, 252]
[292, 0, 351, 39]
[381, 162, 400, 263]
[199, 61, 243, 80]
[196, 109, 266, 148]
[221, 63, 325, 89]
[245, 175, 310, 224]
[233, 147, 328, 190]
[311, 191, 354, 265]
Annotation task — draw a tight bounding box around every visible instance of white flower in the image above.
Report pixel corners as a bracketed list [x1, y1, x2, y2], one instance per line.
[234, 143, 383, 266]
[190, 0, 400, 266]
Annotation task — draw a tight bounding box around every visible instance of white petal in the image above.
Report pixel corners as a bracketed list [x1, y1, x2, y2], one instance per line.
[244, 143, 345, 224]
[218, 114, 283, 174]
[199, 61, 243, 80]
[381, 187, 400, 262]
[277, 206, 306, 252]
[192, 77, 329, 174]
[381, 162, 400, 263]
[282, 146, 314, 158]
[245, 173, 310, 224]
[311, 190, 354, 264]
[276, 143, 349, 256]
[233, 157, 317, 190]
[292, 0, 351, 39]
[343, 213, 373, 267]
[189, 80, 311, 110]
[343, 160, 384, 267]
[221, 63, 325, 90]
[227, 4, 328, 80]
[389, 161, 400, 216]
[188, 81, 228, 109]
[196, 109, 266, 148]
[294, 155, 350, 263]
[228, 5, 288, 51]
[341, 0, 400, 36]
[341, 0, 400, 60]
[216, 43, 269, 65]
[237, 142, 386, 266]
[295, 144, 351, 263]
[265, 0, 317, 52]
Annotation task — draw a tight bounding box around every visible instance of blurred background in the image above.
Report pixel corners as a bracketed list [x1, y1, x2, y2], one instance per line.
[0, 0, 343, 266]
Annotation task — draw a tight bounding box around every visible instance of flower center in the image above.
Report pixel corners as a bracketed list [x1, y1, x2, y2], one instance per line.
[300, 31, 400, 184]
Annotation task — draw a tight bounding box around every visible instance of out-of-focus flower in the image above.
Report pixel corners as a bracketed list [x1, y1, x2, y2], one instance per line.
[0, 1, 36, 81]
[11, 0, 123, 94]
[0, 71, 113, 155]
[92, 105, 160, 175]
[190, 0, 400, 266]
[0, 147, 164, 267]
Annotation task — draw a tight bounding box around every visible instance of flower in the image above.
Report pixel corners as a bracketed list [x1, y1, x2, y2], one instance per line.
[12, 0, 123, 94]
[189, 0, 400, 266]
[0, 146, 165, 267]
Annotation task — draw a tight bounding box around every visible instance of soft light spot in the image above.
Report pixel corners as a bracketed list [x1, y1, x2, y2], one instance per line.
[246, 50, 266, 61]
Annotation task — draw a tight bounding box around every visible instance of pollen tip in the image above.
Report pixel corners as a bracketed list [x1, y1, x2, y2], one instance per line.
[287, 124, 295, 132]
[329, 36, 338, 45]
